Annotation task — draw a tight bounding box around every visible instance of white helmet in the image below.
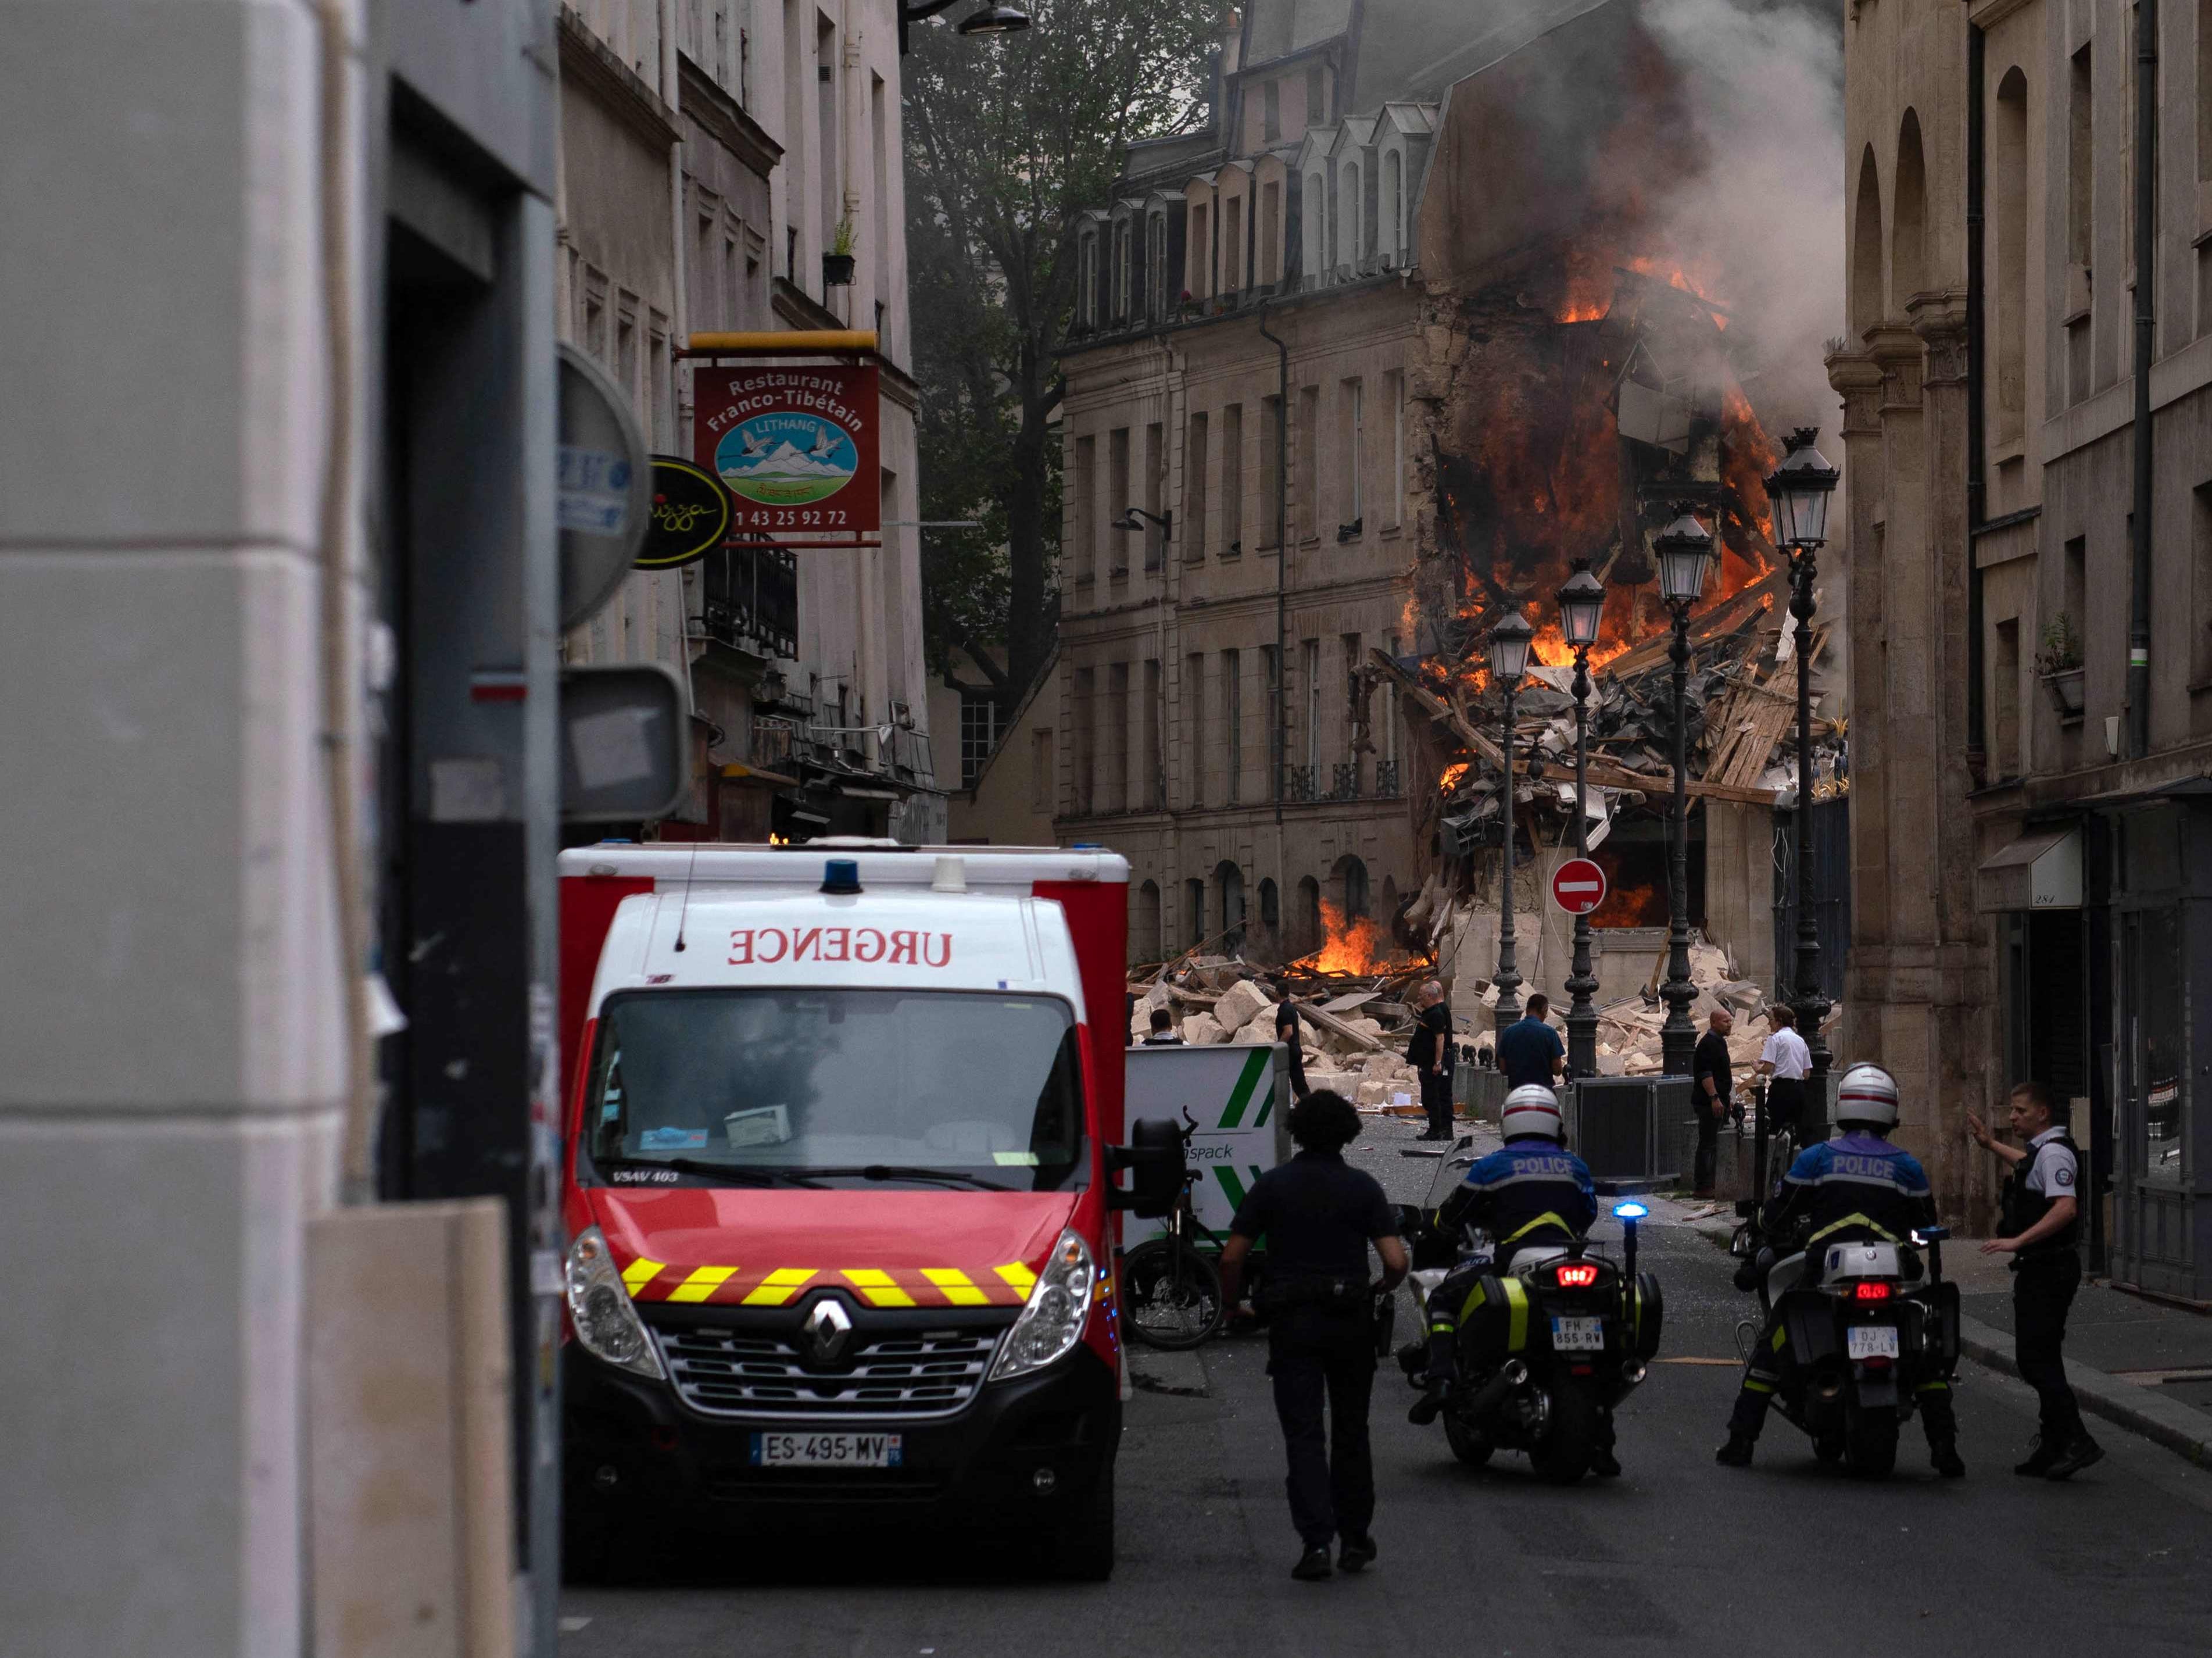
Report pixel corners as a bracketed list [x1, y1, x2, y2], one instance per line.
[1835, 1064, 1900, 1130]
[1501, 1084, 1565, 1142]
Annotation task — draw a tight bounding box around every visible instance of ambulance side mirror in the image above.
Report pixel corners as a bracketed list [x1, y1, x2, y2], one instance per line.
[1109, 1116, 1183, 1217]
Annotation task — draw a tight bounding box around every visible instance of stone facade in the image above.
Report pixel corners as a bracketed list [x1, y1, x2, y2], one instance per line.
[1835, 0, 2212, 1280]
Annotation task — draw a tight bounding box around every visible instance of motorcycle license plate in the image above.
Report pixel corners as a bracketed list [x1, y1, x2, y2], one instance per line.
[1551, 1316, 1606, 1352]
[750, 1432, 903, 1469]
[1846, 1325, 1900, 1360]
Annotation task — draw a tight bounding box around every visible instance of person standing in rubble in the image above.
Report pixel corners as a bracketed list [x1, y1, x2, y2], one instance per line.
[1408, 981, 1456, 1141]
[1692, 1007, 1734, 1198]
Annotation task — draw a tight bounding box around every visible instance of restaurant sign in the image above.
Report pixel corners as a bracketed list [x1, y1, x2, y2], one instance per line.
[694, 364, 880, 537]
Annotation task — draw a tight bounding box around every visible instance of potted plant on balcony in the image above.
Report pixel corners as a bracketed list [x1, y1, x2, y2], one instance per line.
[2036, 612, 2085, 719]
[823, 217, 857, 287]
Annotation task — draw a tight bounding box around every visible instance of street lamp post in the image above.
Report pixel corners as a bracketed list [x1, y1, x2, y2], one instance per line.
[1652, 508, 1716, 1078]
[1488, 612, 1535, 1032]
[1556, 558, 1607, 1078]
[1765, 430, 1842, 1114]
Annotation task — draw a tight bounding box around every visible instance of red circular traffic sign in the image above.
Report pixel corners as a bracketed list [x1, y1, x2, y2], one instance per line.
[1551, 858, 1609, 916]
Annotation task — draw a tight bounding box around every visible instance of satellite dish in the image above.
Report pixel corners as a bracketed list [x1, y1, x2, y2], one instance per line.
[557, 345, 653, 631]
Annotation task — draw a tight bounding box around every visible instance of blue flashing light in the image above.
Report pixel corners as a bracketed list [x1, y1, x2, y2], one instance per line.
[1613, 1201, 1649, 1221]
[821, 858, 862, 895]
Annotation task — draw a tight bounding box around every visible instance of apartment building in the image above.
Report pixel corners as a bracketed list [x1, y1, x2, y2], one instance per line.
[1834, 0, 2212, 1280]
[557, 1, 942, 841]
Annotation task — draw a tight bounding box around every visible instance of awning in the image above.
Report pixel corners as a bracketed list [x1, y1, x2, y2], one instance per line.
[1977, 826, 2082, 913]
[718, 761, 800, 788]
[2071, 772, 2212, 808]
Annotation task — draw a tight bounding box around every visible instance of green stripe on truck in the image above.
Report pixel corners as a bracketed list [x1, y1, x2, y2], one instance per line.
[1218, 1048, 1272, 1128]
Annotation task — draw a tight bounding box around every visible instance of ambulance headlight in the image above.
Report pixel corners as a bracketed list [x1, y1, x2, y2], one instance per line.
[989, 1228, 1096, 1382]
[565, 1227, 665, 1381]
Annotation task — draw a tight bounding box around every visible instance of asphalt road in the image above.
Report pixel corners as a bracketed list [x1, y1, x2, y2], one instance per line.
[559, 1121, 2212, 1657]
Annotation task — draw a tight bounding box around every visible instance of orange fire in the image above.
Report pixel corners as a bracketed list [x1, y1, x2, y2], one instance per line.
[1301, 898, 1406, 976]
[1440, 761, 1470, 791]
[1594, 880, 1666, 928]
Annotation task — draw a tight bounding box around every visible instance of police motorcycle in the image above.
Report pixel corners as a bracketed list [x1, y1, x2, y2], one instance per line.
[1395, 1099, 1663, 1484]
[1731, 1073, 1962, 1478]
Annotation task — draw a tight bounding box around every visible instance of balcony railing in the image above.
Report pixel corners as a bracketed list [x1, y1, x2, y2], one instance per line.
[700, 546, 797, 660]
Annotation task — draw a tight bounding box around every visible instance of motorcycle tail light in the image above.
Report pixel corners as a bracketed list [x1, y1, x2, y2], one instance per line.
[1854, 1281, 1893, 1301]
[1556, 1263, 1599, 1288]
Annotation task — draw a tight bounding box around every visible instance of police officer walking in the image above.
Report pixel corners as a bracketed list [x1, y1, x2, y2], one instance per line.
[1969, 1081, 2103, 1480]
[1219, 1091, 1408, 1581]
[1716, 1064, 1964, 1477]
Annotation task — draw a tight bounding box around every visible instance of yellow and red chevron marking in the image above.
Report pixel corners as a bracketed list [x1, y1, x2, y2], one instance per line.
[620, 1260, 1039, 1307]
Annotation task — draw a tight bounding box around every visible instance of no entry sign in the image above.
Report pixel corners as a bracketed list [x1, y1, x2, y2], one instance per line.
[1551, 858, 1608, 916]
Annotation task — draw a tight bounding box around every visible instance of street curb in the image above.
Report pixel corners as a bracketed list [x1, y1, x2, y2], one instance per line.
[1955, 1313, 2212, 1471]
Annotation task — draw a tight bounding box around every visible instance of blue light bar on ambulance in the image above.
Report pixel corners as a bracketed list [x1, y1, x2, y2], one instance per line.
[1613, 1202, 1648, 1221]
[821, 858, 862, 894]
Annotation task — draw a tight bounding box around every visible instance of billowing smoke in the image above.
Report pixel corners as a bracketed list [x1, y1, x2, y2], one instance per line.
[1640, 0, 1846, 433]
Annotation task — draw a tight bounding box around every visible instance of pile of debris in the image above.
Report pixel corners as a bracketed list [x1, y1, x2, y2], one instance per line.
[1127, 956, 1437, 1113]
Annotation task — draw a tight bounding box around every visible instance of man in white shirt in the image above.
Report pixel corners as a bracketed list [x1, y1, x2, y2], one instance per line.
[1755, 1004, 1814, 1143]
[1969, 1080, 2102, 1480]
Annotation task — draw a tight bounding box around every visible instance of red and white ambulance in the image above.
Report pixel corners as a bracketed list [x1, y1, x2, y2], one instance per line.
[554, 841, 1167, 1578]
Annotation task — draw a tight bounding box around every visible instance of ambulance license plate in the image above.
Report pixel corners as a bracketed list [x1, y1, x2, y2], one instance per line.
[1847, 1325, 1900, 1360]
[750, 1432, 903, 1469]
[1551, 1316, 1606, 1352]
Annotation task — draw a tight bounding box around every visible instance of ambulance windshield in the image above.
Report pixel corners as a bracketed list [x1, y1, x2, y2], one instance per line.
[582, 988, 1087, 1191]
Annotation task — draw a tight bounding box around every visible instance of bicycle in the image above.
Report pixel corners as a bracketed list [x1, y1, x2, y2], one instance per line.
[1121, 1110, 1228, 1350]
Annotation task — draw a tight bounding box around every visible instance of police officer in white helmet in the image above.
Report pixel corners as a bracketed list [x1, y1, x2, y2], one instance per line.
[1717, 1063, 1962, 1476]
[1408, 1086, 1616, 1473]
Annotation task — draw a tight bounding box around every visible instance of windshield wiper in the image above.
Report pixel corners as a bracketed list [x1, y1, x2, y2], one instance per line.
[598, 1156, 825, 1188]
[803, 1164, 1017, 1192]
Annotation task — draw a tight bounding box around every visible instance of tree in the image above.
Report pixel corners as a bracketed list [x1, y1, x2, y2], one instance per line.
[904, 0, 1214, 716]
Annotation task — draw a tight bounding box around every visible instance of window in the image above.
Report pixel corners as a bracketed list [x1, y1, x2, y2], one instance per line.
[2064, 535, 2088, 670]
[872, 74, 892, 301]
[1384, 148, 1404, 261]
[617, 302, 639, 400]
[817, 16, 840, 284]
[960, 694, 1001, 789]
[1388, 370, 1406, 525]
[1108, 428, 1131, 575]
[1262, 645, 1281, 798]
[1225, 194, 1244, 292]
[1185, 413, 1209, 560]
[1340, 162, 1362, 270]
[1134, 880, 1162, 961]
[1261, 395, 1283, 546]
[1073, 435, 1097, 583]
[1339, 377, 1363, 533]
[1305, 64, 1325, 127]
[1186, 878, 1206, 948]
[1303, 170, 1328, 280]
[2069, 45, 2093, 279]
[1105, 663, 1130, 813]
[1993, 617, 2021, 776]
[1383, 633, 1400, 773]
[1185, 652, 1207, 807]
[1143, 422, 1165, 570]
[1993, 69, 2029, 447]
[1225, 649, 1243, 805]
[1302, 638, 1320, 773]
[1032, 726, 1054, 812]
[1190, 202, 1210, 298]
[650, 319, 671, 448]
[1264, 80, 1282, 141]
[1073, 667, 1096, 813]
[1342, 633, 1362, 787]
[1147, 215, 1168, 322]
[1261, 180, 1280, 285]
[1143, 659, 1162, 808]
[2194, 485, 2212, 688]
[584, 273, 608, 363]
[1222, 405, 1244, 554]
[1296, 386, 1319, 539]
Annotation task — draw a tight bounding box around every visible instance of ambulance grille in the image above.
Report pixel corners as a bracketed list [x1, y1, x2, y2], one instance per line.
[656, 1324, 1005, 1420]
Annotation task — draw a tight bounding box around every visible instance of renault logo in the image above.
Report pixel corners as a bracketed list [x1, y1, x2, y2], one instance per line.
[801, 1296, 854, 1364]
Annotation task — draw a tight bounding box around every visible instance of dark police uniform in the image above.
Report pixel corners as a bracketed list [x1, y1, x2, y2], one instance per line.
[1725, 1132, 1955, 1445]
[1229, 1149, 1395, 1554]
[1275, 1001, 1312, 1100]
[1408, 1000, 1455, 1137]
[2001, 1125, 2085, 1449]
[1421, 1139, 1597, 1363]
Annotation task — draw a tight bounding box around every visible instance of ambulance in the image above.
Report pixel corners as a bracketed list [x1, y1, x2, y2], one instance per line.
[554, 841, 1173, 1579]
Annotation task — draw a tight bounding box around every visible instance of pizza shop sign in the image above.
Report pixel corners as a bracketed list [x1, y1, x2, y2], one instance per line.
[695, 365, 880, 537]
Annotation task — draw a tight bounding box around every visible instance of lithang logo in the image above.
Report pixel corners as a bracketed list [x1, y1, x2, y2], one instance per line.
[714, 412, 859, 506]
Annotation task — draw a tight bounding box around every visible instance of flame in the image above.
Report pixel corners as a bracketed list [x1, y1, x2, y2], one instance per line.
[1593, 880, 1666, 927]
[1440, 761, 1470, 791]
[1300, 898, 1408, 976]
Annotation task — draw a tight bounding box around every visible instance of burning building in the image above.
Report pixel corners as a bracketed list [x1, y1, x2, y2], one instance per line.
[957, 0, 1849, 1021]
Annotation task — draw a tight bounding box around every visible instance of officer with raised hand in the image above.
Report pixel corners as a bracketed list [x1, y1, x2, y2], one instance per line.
[1408, 1085, 1618, 1474]
[1970, 1081, 2102, 1480]
[1716, 1064, 1962, 1477]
